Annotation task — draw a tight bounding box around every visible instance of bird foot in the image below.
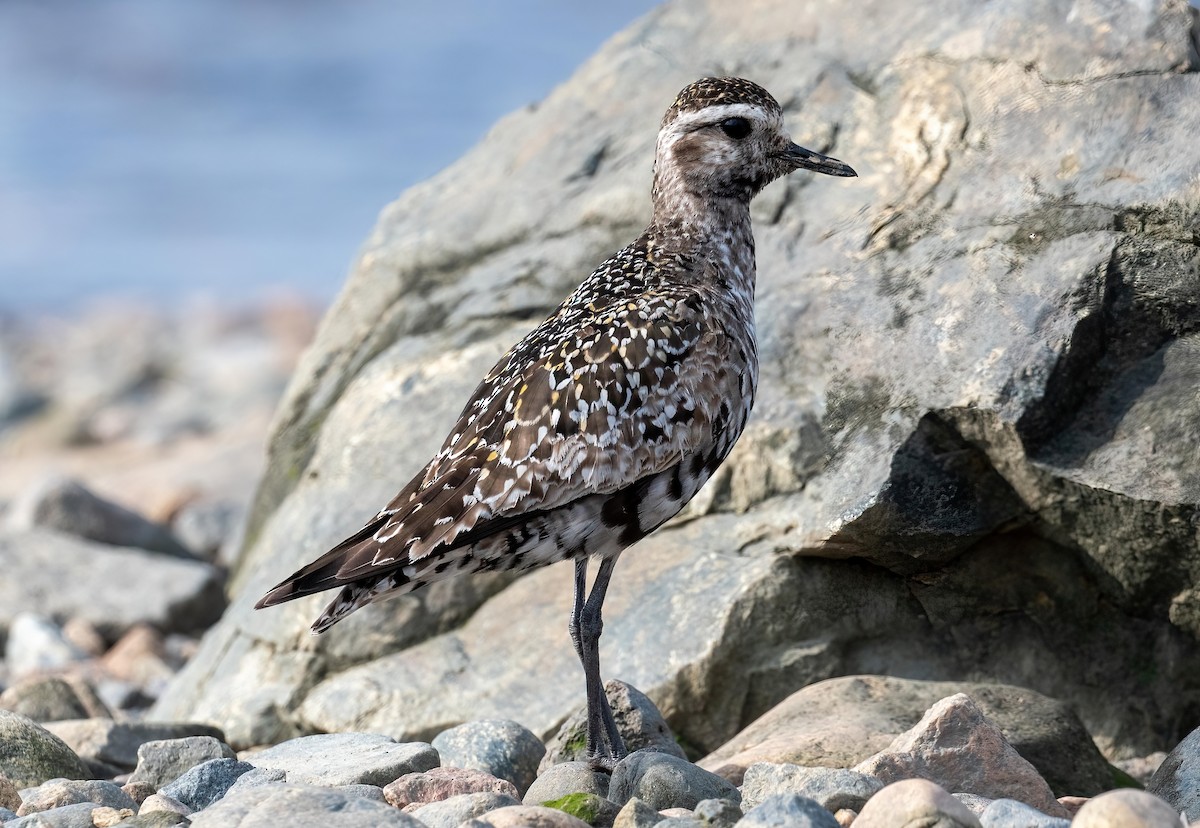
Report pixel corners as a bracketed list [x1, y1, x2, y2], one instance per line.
[585, 752, 623, 773]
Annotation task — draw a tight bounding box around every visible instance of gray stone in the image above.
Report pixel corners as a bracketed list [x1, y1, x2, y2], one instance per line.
[524, 761, 610, 805]
[692, 798, 742, 826]
[244, 732, 438, 786]
[221, 766, 287, 797]
[854, 694, 1067, 817]
[4, 615, 89, 679]
[3, 801, 102, 828]
[1, 773, 20, 809]
[0, 530, 224, 640]
[1148, 725, 1200, 820]
[337, 783, 386, 802]
[172, 498, 243, 562]
[954, 793, 995, 815]
[701, 676, 1112, 798]
[0, 677, 110, 724]
[188, 782, 425, 827]
[0, 805, 17, 822]
[609, 751, 739, 810]
[737, 794, 840, 828]
[383, 766, 518, 808]
[127, 735, 237, 788]
[1072, 788, 1184, 828]
[980, 798, 1070, 828]
[154, 0, 1200, 767]
[44, 719, 225, 773]
[6, 476, 193, 558]
[433, 718, 545, 795]
[653, 817, 702, 828]
[409, 791, 522, 828]
[740, 763, 881, 812]
[121, 812, 189, 828]
[0, 711, 90, 789]
[460, 804, 591, 827]
[15, 779, 135, 816]
[542, 681, 686, 772]
[854, 779, 982, 828]
[159, 758, 254, 811]
[613, 796, 660, 828]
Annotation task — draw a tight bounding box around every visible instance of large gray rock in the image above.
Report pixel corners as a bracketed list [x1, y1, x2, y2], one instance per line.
[608, 751, 739, 810]
[6, 476, 192, 559]
[0, 677, 111, 724]
[700, 675, 1112, 797]
[155, 0, 1200, 761]
[541, 680, 686, 771]
[432, 719, 545, 795]
[0, 711, 90, 789]
[187, 782, 425, 827]
[243, 733, 439, 786]
[1146, 724, 1200, 820]
[127, 736, 237, 789]
[0, 530, 224, 639]
[43, 720, 226, 774]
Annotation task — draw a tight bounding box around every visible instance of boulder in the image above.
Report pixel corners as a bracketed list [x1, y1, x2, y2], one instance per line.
[243, 733, 438, 786]
[1146, 724, 1200, 820]
[541, 680, 686, 770]
[153, 0, 1200, 762]
[700, 675, 1112, 797]
[0, 711, 90, 788]
[608, 750, 739, 810]
[0, 530, 224, 640]
[432, 718, 545, 795]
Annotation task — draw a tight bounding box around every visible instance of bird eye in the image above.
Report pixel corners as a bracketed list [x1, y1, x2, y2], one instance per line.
[719, 117, 752, 140]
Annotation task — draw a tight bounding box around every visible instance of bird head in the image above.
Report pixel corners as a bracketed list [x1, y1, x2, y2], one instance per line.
[652, 77, 856, 209]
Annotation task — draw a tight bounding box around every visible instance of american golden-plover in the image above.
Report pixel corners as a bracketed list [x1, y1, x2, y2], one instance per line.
[257, 77, 856, 767]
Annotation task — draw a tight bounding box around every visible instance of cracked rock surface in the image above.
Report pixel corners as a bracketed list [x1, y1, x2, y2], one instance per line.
[154, 0, 1200, 762]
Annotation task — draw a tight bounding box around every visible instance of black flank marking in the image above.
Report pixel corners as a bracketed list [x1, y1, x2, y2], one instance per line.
[644, 422, 666, 442]
[669, 466, 684, 500]
[434, 560, 452, 575]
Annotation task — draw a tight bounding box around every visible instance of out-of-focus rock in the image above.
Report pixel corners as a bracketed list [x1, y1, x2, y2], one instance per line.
[4, 614, 89, 679]
[6, 476, 192, 558]
[0, 530, 224, 640]
[0, 711, 90, 788]
[0, 676, 111, 724]
[43, 719, 225, 774]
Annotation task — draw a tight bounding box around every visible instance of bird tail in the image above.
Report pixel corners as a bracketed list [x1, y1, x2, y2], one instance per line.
[253, 515, 392, 611]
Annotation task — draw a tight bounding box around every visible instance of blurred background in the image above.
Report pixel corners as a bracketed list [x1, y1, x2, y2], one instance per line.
[0, 1, 655, 706]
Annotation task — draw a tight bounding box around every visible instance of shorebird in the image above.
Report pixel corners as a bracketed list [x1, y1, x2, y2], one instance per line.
[256, 77, 855, 767]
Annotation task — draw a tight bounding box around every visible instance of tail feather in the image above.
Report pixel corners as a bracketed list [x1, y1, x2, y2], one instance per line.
[253, 516, 390, 610]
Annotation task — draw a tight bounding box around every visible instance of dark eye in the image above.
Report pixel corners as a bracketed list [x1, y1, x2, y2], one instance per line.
[719, 117, 752, 140]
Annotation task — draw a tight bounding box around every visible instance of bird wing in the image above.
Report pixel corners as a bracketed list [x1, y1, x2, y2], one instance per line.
[256, 283, 723, 607]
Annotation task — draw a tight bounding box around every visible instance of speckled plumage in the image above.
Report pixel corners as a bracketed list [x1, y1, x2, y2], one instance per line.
[257, 77, 855, 764]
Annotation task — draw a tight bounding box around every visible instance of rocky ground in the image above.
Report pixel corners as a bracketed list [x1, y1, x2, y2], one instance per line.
[0, 676, 1195, 827]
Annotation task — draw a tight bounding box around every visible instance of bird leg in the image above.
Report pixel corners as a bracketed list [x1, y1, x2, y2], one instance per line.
[573, 555, 626, 769]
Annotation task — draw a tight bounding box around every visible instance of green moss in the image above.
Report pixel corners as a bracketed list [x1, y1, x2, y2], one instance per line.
[564, 731, 588, 755]
[544, 793, 601, 822]
[1108, 763, 1144, 789]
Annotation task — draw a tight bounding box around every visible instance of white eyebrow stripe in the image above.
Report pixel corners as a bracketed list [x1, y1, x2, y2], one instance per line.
[669, 103, 772, 131]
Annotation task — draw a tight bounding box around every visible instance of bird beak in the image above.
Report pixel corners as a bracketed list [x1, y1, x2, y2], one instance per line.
[783, 142, 857, 177]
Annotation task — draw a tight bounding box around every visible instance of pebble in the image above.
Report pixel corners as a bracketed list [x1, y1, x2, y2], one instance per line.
[542, 681, 686, 771]
[2, 801, 102, 828]
[6, 475, 193, 558]
[187, 782, 425, 827]
[0, 676, 111, 724]
[979, 797, 1071, 827]
[524, 760, 611, 804]
[337, 783, 386, 802]
[433, 718, 546, 795]
[737, 793, 840, 827]
[1, 773, 20, 809]
[832, 808, 856, 826]
[100, 625, 175, 690]
[460, 803, 592, 827]
[740, 762, 881, 811]
[126, 735, 237, 788]
[4, 614, 89, 679]
[43, 718, 225, 773]
[159, 757, 255, 811]
[383, 766, 519, 807]
[15, 779, 136, 817]
[0, 710, 90, 788]
[137, 793, 194, 817]
[407, 791, 521, 828]
[221, 766, 288, 797]
[244, 732, 438, 786]
[692, 797, 742, 826]
[1148, 725, 1200, 820]
[120, 781, 157, 807]
[955, 793, 995, 814]
[0, 805, 17, 822]
[854, 779, 983, 828]
[612, 795, 660, 828]
[654, 816, 703, 827]
[609, 750, 740, 810]
[91, 805, 136, 827]
[1072, 788, 1185, 827]
[855, 694, 1065, 816]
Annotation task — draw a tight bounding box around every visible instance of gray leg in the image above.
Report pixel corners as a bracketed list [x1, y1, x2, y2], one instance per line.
[578, 555, 626, 767]
[568, 557, 586, 661]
